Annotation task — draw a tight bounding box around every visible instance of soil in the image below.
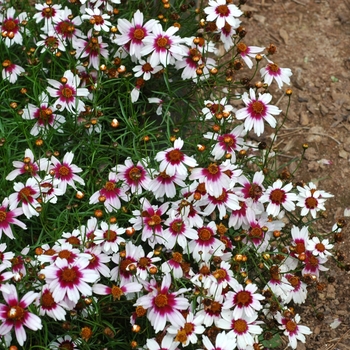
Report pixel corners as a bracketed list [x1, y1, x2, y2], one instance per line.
[242, 0, 350, 348]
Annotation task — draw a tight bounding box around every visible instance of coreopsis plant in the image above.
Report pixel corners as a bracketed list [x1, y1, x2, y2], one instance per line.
[0, 0, 343, 349]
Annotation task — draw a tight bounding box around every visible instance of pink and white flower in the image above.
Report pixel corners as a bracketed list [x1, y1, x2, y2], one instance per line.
[41, 257, 99, 304]
[47, 70, 89, 113]
[115, 158, 151, 195]
[201, 331, 237, 350]
[93, 281, 142, 300]
[1, 60, 25, 84]
[188, 221, 225, 262]
[141, 23, 187, 67]
[260, 58, 292, 89]
[94, 221, 126, 254]
[236, 88, 281, 137]
[202, 97, 234, 121]
[0, 7, 27, 47]
[9, 178, 41, 219]
[0, 284, 42, 346]
[112, 10, 158, 59]
[81, 7, 111, 32]
[33, 3, 63, 30]
[204, 0, 242, 30]
[0, 198, 27, 240]
[50, 151, 85, 193]
[259, 179, 298, 217]
[203, 124, 246, 162]
[223, 281, 264, 318]
[236, 42, 265, 69]
[306, 236, 333, 259]
[296, 182, 333, 219]
[22, 92, 66, 137]
[217, 310, 263, 349]
[89, 172, 129, 212]
[275, 312, 312, 349]
[134, 273, 189, 333]
[133, 57, 163, 80]
[155, 138, 198, 177]
[36, 285, 67, 321]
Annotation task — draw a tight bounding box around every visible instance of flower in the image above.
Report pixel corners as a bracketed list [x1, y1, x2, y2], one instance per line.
[200, 331, 237, 350]
[114, 158, 151, 195]
[75, 32, 109, 70]
[260, 58, 292, 89]
[0, 198, 27, 240]
[155, 138, 198, 177]
[259, 179, 298, 217]
[8, 178, 41, 219]
[93, 281, 142, 301]
[22, 92, 66, 137]
[166, 311, 205, 346]
[112, 9, 158, 59]
[94, 221, 126, 254]
[134, 273, 189, 333]
[284, 274, 308, 304]
[0, 284, 42, 346]
[0, 7, 27, 47]
[217, 310, 263, 349]
[47, 70, 89, 113]
[223, 281, 265, 318]
[36, 31, 66, 54]
[36, 285, 67, 321]
[41, 257, 99, 305]
[133, 58, 163, 81]
[141, 23, 187, 67]
[204, 0, 242, 30]
[188, 221, 225, 262]
[296, 182, 333, 219]
[53, 7, 85, 42]
[236, 42, 265, 69]
[6, 148, 49, 181]
[33, 3, 63, 30]
[235, 88, 281, 137]
[306, 236, 333, 259]
[201, 97, 234, 121]
[49, 335, 79, 350]
[50, 151, 85, 193]
[203, 124, 246, 162]
[189, 161, 241, 198]
[81, 7, 111, 32]
[1, 59, 25, 84]
[89, 171, 129, 212]
[275, 312, 312, 349]
[146, 336, 180, 350]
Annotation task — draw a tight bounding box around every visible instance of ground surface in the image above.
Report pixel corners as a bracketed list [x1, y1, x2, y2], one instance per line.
[242, 0, 350, 348]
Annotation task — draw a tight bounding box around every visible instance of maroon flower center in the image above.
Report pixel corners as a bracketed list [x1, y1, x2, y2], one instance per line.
[250, 227, 263, 238]
[42, 7, 55, 18]
[57, 21, 75, 36]
[207, 163, 219, 175]
[19, 187, 34, 202]
[235, 291, 252, 306]
[0, 210, 7, 222]
[111, 285, 123, 300]
[104, 181, 115, 191]
[305, 197, 318, 209]
[154, 293, 168, 307]
[142, 63, 152, 72]
[156, 36, 168, 48]
[7, 305, 25, 321]
[248, 184, 262, 200]
[232, 319, 248, 333]
[171, 219, 184, 233]
[104, 230, 117, 242]
[237, 42, 248, 54]
[41, 290, 55, 308]
[58, 250, 72, 260]
[61, 267, 77, 282]
[268, 63, 280, 73]
[285, 320, 297, 332]
[3, 19, 17, 31]
[92, 15, 104, 25]
[148, 214, 161, 227]
[172, 252, 183, 263]
[198, 228, 212, 241]
[61, 87, 74, 98]
[167, 149, 183, 162]
[269, 188, 286, 204]
[67, 236, 80, 245]
[133, 28, 145, 40]
[315, 242, 325, 252]
[128, 167, 142, 182]
[58, 341, 74, 350]
[251, 101, 265, 114]
[58, 165, 70, 177]
[216, 4, 229, 15]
